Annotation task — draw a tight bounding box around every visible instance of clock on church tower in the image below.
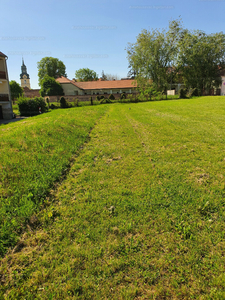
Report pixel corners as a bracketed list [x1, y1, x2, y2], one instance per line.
[20, 58, 31, 89]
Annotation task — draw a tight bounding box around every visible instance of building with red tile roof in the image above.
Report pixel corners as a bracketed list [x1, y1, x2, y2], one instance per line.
[56, 76, 137, 96]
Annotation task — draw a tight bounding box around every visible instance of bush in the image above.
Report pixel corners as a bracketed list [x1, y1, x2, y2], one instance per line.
[120, 92, 126, 100]
[100, 98, 112, 104]
[50, 103, 59, 109]
[60, 96, 70, 108]
[109, 94, 115, 100]
[188, 88, 199, 97]
[46, 97, 50, 108]
[17, 96, 47, 116]
[179, 88, 187, 99]
[73, 98, 79, 107]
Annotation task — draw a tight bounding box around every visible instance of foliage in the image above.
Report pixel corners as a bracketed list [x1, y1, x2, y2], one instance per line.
[39, 75, 64, 97]
[177, 30, 225, 94]
[101, 70, 107, 81]
[9, 80, 23, 101]
[73, 98, 79, 107]
[104, 73, 120, 80]
[17, 96, 47, 116]
[127, 19, 180, 92]
[50, 103, 59, 109]
[179, 88, 187, 99]
[108, 93, 115, 100]
[75, 68, 98, 81]
[37, 57, 67, 85]
[60, 96, 70, 108]
[120, 92, 126, 100]
[188, 88, 199, 98]
[46, 97, 50, 108]
[100, 98, 112, 104]
[127, 18, 225, 94]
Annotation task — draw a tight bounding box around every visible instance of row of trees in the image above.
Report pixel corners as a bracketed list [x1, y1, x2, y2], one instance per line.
[127, 19, 225, 95]
[37, 57, 120, 84]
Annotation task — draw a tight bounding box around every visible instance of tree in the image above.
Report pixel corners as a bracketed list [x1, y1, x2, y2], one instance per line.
[9, 80, 23, 102]
[39, 75, 64, 97]
[104, 73, 121, 81]
[126, 20, 180, 94]
[177, 30, 225, 94]
[75, 68, 98, 81]
[101, 70, 107, 80]
[37, 57, 67, 85]
[127, 19, 225, 96]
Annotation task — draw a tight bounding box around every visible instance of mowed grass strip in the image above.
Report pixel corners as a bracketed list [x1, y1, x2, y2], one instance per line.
[0, 106, 108, 256]
[1, 96, 225, 299]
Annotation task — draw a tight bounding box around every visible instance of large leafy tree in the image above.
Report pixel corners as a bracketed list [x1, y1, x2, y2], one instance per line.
[9, 80, 23, 101]
[37, 57, 67, 85]
[126, 19, 181, 93]
[178, 31, 225, 94]
[39, 75, 64, 97]
[75, 68, 98, 81]
[127, 19, 225, 95]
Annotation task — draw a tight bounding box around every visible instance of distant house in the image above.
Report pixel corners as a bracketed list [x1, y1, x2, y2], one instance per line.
[56, 76, 137, 96]
[0, 52, 13, 120]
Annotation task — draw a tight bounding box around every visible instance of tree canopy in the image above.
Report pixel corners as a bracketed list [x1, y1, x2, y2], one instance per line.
[39, 76, 64, 97]
[9, 80, 23, 100]
[75, 68, 98, 81]
[177, 30, 225, 91]
[127, 19, 225, 95]
[37, 57, 67, 85]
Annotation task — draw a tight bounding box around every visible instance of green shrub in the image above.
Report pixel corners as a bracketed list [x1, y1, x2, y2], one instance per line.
[17, 96, 47, 116]
[100, 98, 112, 104]
[120, 92, 126, 100]
[179, 88, 187, 99]
[109, 94, 115, 100]
[46, 97, 50, 108]
[189, 88, 199, 97]
[50, 103, 59, 109]
[73, 98, 79, 107]
[60, 96, 70, 108]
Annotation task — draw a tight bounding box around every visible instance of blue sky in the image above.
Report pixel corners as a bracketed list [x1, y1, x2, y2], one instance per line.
[1, 0, 225, 89]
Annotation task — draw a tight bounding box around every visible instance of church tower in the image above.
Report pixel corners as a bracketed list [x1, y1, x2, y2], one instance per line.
[20, 58, 30, 89]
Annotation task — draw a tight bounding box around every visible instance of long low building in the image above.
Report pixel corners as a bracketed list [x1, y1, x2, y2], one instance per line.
[0, 52, 13, 120]
[56, 76, 137, 96]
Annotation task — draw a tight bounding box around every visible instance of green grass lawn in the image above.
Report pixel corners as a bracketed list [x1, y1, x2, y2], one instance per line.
[0, 106, 108, 256]
[1, 96, 225, 299]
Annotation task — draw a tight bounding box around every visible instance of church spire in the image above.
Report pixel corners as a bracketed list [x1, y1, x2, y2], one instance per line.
[20, 58, 30, 89]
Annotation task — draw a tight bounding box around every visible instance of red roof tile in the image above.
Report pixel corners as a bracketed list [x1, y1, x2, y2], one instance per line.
[56, 76, 136, 90]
